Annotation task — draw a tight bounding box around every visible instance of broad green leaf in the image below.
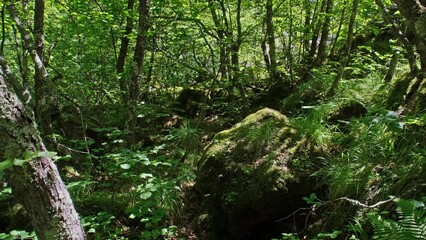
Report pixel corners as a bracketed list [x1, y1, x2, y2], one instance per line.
[1, 187, 12, 195]
[0, 160, 13, 172]
[134, 153, 149, 161]
[140, 191, 152, 200]
[120, 163, 131, 169]
[140, 173, 153, 179]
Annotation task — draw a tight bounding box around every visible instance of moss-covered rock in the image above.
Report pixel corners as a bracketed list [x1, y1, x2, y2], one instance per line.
[194, 108, 319, 240]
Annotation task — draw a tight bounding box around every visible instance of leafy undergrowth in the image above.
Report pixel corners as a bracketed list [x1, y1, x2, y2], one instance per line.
[0, 68, 425, 240]
[275, 70, 426, 239]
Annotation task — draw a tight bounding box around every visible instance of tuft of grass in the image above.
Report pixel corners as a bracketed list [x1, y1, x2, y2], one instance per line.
[173, 120, 202, 154]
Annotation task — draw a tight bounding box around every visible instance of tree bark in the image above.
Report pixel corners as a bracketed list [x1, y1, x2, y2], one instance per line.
[0, 60, 85, 240]
[314, 0, 333, 66]
[116, 0, 135, 104]
[208, 0, 229, 83]
[287, 0, 294, 82]
[392, 0, 426, 112]
[375, 0, 419, 73]
[384, 50, 400, 82]
[393, 0, 426, 72]
[328, 0, 360, 96]
[302, 0, 312, 54]
[230, 0, 249, 111]
[307, 0, 327, 66]
[262, 0, 280, 82]
[8, 2, 54, 139]
[329, 4, 346, 57]
[1, 5, 5, 54]
[33, 0, 54, 138]
[127, 0, 150, 143]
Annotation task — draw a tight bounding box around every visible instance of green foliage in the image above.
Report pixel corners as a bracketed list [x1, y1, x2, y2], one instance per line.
[82, 212, 122, 239]
[290, 103, 336, 147]
[66, 180, 95, 201]
[368, 198, 426, 240]
[248, 120, 279, 148]
[0, 187, 12, 202]
[281, 71, 333, 113]
[172, 120, 202, 154]
[272, 230, 342, 240]
[1, 0, 424, 238]
[0, 230, 37, 240]
[0, 151, 58, 172]
[303, 193, 323, 207]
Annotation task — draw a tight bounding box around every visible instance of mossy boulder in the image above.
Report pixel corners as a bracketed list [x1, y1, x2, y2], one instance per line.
[195, 108, 319, 240]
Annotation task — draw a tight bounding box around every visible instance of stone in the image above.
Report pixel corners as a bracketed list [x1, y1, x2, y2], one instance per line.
[194, 108, 319, 240]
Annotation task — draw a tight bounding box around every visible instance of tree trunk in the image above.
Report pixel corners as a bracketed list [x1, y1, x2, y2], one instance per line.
[392, 0, 426, 112]
[328, 0, 360, 96]
[262, 0, 280, 82]
[384, 50, 399, 82]
[1, 5, 5, 54]
[329, 4, 346, 57]
[0, 61, 85, 240]
[8, 2, 54, 139]
[375, 0, 419, 73]
[231, 0, 249, 111]
[314, 0, 333, 66]
[307, 0, 327, 66]
[33, 0, 54, 138]
[302, 0, 312, 54]
[287, 0, 294, 82]
[393, 0, 426, 72]
[116, 0, 135, 104]
[208, 1, 229, 82]
[127, 0, 150, 144]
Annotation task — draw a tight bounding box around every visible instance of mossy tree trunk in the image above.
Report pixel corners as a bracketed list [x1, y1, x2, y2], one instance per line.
[392, 0, 426, 111]
[375, 0, 419, 73]
[7, 2, 55, 141]
[394, 0, 426, 72]
[0, 61, 85, 239]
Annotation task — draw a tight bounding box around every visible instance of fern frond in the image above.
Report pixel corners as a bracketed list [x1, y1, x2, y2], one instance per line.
[368, 198, 426, 240]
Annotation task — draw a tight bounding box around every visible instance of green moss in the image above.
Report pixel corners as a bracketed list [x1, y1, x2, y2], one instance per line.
[196, 108, 320, 238]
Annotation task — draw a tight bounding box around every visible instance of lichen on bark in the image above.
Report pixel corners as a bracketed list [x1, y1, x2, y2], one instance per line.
[1, 63, 85, 239]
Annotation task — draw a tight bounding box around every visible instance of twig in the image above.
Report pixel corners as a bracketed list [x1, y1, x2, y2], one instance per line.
[276, 207, 312, 222]
[275, 196, 396, 223]
[57, 143, 90, 155]
[336, 196, 396, 209]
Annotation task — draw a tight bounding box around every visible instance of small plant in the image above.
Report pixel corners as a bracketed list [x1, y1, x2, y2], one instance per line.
[303, 193, 323, 208]
[0, 230, 37, 240]
[82, 212, 124, 239]
[272, 230, 342, 240]
[173, 120, 202, 154]
[248, 121, 278, 148]
[271, 233, 298, 240]
[367, 198, 426, 240]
